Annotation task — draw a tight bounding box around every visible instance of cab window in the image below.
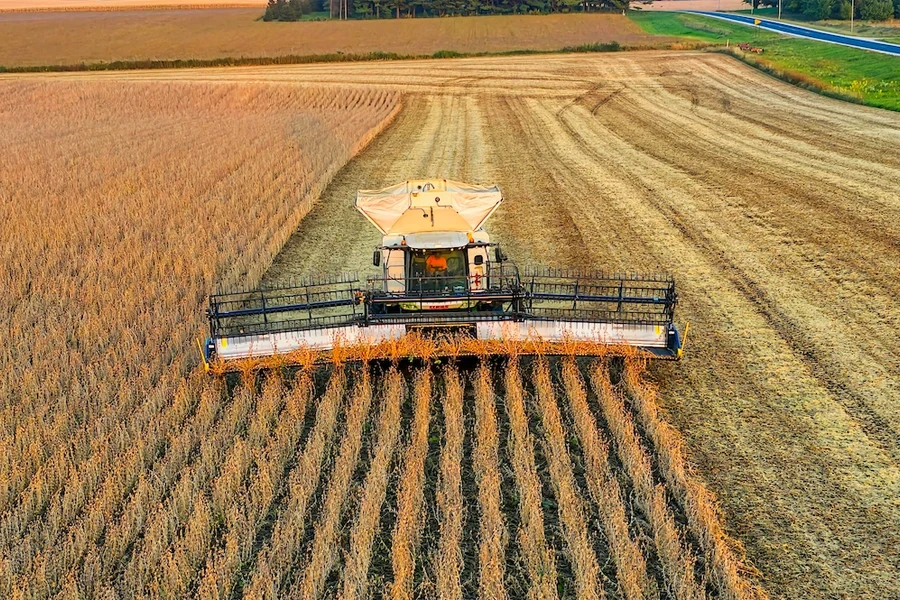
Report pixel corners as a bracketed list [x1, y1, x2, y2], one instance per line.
[409, 249, 467, 292]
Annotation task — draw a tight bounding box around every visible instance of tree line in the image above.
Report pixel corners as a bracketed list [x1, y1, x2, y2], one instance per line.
[748, 0, 899, 20]
[264, 0, 626, 20]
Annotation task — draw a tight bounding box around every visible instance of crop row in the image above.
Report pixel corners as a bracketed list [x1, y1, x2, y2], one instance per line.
[4, 352, 765, 599]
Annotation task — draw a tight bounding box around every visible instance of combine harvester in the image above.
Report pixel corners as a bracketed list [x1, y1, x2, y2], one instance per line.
[203, 180, 685, 370]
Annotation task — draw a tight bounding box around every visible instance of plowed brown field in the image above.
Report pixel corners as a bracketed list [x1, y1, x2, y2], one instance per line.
[4, 51, 900, 599]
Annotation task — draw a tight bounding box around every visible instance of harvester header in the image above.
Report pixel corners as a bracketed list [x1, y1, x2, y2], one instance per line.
[203, 179, 686, 370]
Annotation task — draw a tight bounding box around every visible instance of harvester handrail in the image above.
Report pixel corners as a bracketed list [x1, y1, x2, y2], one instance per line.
[213, 313, 361, 338]
[529, 291, 672, 305]
[212, 272, 360, 297]
[520, 266, 675, 283]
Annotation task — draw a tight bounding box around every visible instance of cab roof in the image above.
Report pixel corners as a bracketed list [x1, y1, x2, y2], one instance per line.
[404, 232, 469, 250]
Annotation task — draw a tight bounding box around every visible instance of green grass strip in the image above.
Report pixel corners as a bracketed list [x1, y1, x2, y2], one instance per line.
[630, 11, 900, 111]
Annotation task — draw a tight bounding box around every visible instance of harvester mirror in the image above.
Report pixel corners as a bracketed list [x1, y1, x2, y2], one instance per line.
[372, 250, 381, 267]
[494, 247, 506, 263]
[474, 255, 484, 265]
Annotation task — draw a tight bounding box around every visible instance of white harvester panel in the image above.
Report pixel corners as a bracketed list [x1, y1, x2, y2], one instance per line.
[475, 321, 668, 348]
[356, 179, 502, 235]
[215, 324, 407, 361]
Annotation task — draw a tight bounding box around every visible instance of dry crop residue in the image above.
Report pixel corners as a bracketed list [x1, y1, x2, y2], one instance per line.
[0, 79, 400, 599]
[4, 49, 900, 599]
[86, 50, 899, 597]
[126, 357, 761, 600]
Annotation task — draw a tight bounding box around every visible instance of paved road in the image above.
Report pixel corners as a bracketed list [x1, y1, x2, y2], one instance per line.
[688, 11, 900, 55]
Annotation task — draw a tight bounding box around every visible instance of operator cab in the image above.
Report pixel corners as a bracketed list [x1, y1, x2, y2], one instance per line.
[409, 248, 467, 293]
[371, 231, 510, 311]
[357, 179, 509, 311]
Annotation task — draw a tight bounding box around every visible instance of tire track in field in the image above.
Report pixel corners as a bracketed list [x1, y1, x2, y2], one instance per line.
[473, 94, 601, 269]
[560, 88, 900, 451]
[548, 83, 900, 450]
[681, 56, 900, 167]
[597, 83, 900, 280]
[262, 92, 495, 286]
[515, 91, 900, 596]
[616, 76, 900, 252]
[580, 90, 900, 446]
[527, 71, 900, 440]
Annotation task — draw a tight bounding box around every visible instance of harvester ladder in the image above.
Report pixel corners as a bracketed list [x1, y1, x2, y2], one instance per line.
[572, 278, 579, 311]
[616, 280, 624, 313]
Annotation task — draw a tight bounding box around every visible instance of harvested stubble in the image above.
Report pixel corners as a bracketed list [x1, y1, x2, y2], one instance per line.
[198, 372, 313, 599]
[297, 370, 373, 600]
[623, 362, 766, 600]
[560, 358, 657, 600]
[390, 369, 432, 600]
[532, 359, 603, 600]
[340, 369, 404, 600]
[503, 358, 558, 600]
[434, 367, 465, 600]
[589, 362, 704, 600]
[243, 368, 347, 600]
[31, 353, 770, 597]
[473, 364, 508, 600]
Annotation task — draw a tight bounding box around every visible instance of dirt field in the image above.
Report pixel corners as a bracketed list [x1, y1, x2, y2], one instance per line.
[0, 11, 666, 68]
[4, 51, 900, 598]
